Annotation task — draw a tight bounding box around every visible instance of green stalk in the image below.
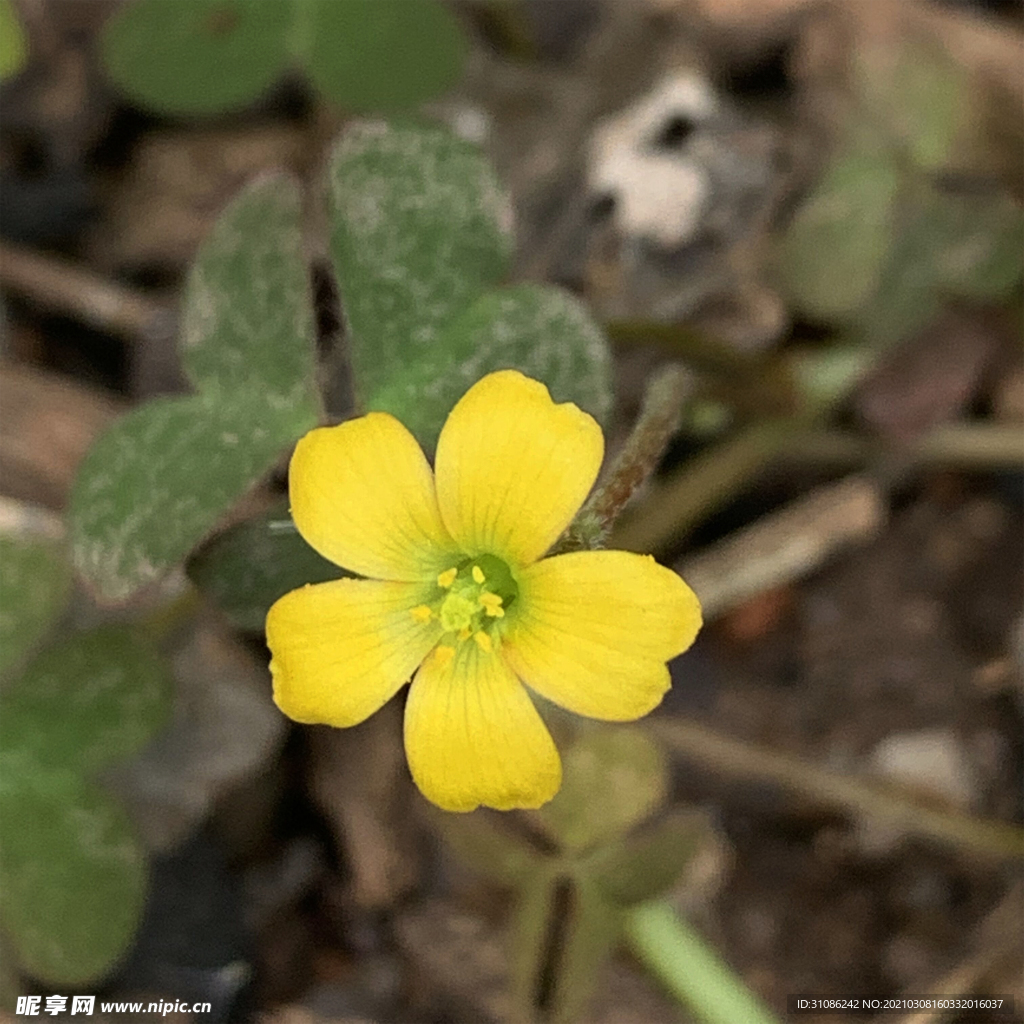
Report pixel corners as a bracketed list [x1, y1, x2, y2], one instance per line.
[626, 902, 783, 1024]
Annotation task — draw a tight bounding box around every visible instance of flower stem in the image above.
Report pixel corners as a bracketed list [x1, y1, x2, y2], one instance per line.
[626, 902, 783, 1024]
[586, 364, 694, 534]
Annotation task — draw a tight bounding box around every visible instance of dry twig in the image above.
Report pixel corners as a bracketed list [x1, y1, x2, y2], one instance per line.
[0, 242, 173, 341]
[677, 475, 884, 619]
[651, 719, 1024, 864]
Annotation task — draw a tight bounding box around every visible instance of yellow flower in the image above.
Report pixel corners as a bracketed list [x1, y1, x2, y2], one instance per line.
[266, 371, 702, 812]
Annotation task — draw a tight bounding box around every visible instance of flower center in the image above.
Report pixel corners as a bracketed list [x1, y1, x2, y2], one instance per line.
[411, 554, 519, 656]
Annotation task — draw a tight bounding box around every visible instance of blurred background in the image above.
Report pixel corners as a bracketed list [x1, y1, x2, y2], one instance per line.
[0, 1, 1022, 1023]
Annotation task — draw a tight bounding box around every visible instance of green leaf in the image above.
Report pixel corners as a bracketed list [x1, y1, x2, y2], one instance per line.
[101, 0, 466, 118]
[328, 121, 514, 402]
[0, 0, 27, 81]
[0, 936, 22, 1012]
[929, 192, 1024, 299]
[100, 0, 290, 115]
[778, 128, 900, 321]
[69, 392, 317, 602]
[181, 173, 318, 402]
[591, 810, 713, 907]
[537, 727, 668, 854]
[307, 0, 466, 113]
[0, 625, 171, 773]
[186, 501, 341, 632]
[790, 345, 879, 411]
[855, 36, 967, 170]
[856, 187, 1023, 351]
[857, 242, 940, 351]
[0, 535, 71, 678]
[69, 172, 320, 603]
[370, 283, 613, 446]
[0, 768, 147, 984]
[896, 49, 965, 171]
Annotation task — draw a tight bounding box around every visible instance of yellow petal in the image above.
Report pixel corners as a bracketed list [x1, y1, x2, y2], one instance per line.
[404, 641, 562, 812]
[267, 578, 441, 727]
[434, 370, 603, 568]
[503, 551, 702, 721]
[289, 413, 458, 580]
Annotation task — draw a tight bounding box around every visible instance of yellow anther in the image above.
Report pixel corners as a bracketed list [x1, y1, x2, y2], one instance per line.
[433, 645, 455, 668]
[479, 592, 505, 618]
[437, 567, 458, 588]
[471, 565, 485, 584]
[410, 605, 433, 623]
[473, 631, 493, 653]
[458, 627, 471, 642]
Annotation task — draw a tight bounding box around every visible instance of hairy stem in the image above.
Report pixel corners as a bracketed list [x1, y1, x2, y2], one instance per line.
[555, 364, 694, 554]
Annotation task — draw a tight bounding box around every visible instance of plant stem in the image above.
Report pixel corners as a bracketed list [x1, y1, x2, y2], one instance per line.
[781, 425, 1024, 472]
[553, 364, 694, 552]
[586, 363, 694, 532]
[626, 902, 783, 1024]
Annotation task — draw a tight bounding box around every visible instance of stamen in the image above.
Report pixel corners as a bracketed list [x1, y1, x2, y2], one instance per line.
[473, 631, 493, 653]
[458, 627, 471, 641]
[410, 605, 433, 623]
[479, 592, 505, 618]
[433, 645, 455, 668]
[437, 567, 458, 588]
[471, 565, 485, 584]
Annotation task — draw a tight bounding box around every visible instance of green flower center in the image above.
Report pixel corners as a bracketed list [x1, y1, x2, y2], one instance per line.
[411, 554, 519, 655]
